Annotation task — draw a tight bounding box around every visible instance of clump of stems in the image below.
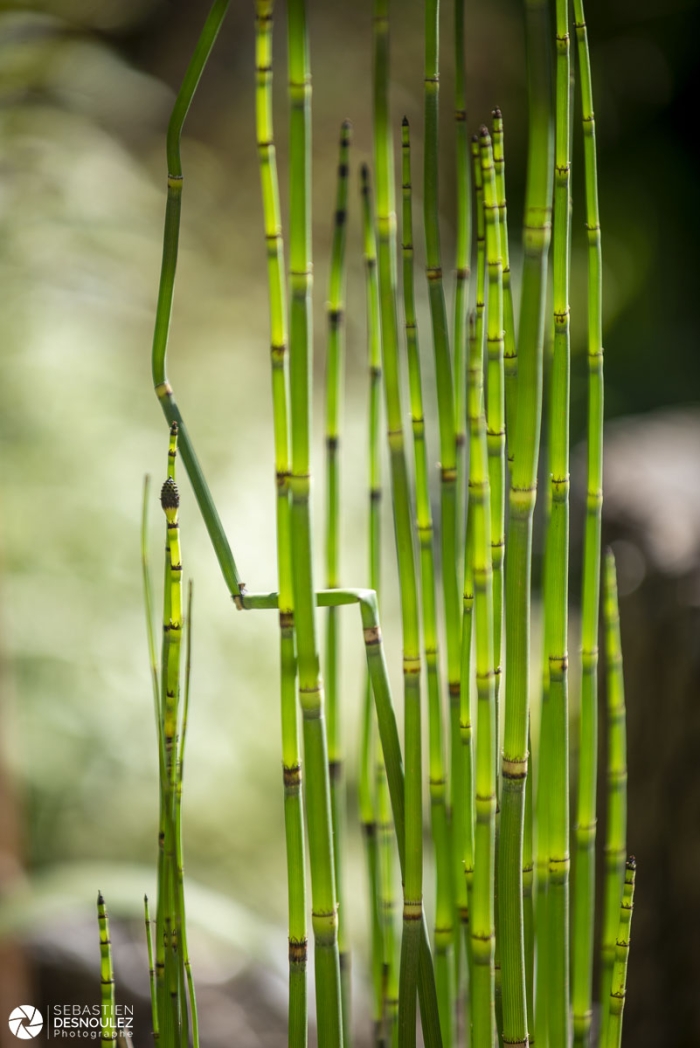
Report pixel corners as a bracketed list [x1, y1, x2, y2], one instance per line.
[137, 2, 639, 1048]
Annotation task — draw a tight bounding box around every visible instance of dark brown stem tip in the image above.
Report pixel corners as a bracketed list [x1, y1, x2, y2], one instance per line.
[626, 855, 637, 871]
[340, 118, 352, 140]
[360, 162, 370, 187]
[144, 894, 149, 904]
[169, 420, 178, 436]
[492, 106, 502, 120]
[471, 132, 480, 144]
[160, 477, 180, 510]
[479, 124, 490, 139]
[402, 115, 409, 127]
[97, 890, 105, 906]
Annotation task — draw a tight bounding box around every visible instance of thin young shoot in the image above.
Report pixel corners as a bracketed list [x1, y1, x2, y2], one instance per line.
[97, 892, 116, 1048]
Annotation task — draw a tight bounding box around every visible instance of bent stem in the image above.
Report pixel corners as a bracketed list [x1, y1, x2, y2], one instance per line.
[150, 0, 243, 605]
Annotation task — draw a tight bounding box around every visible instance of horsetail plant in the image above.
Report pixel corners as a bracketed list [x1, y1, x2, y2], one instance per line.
[131, 2, 641, 1048]
[97, 893, 116, 1048]
[402, 117, 454, 1048]
[324, 122, 353, 1038]
[599, 550, 629, 1047]
[254, 3, 308, 1042]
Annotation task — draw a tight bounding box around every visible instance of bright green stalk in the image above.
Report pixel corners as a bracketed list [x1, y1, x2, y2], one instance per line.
[144, 896, 159, 1043]
[373, 5, 431, 1046]
[491, 110, 517, 465]
[97, 893, 116, 1048]
[150, 0, 243, 606]
[402, 118, 454, 1048]
[522, 745, 534, 1031]
[160, 430, 184, 1048]
[378, 761, 400, 1047]
[453, 0, 471, 559]
[467, 314, 497, 1048]
[254, 5, 308, 1044]
[472, 137, 486, 369]
[480, 127, 505, 763]
[534, 647, 551, 1048]
[325, 123, 352, 1039]
[174, 582, 198, 1048]
[359, 164, 386, 1045]
[423, 20, 463, 994]
[571, 3, 604, 1042]
[454, 17, 474, 985]
[606, 858, 636, 1048]
[599, 551, 628, 1046]
[519, 15, 555, 1027]
[547, 0, 572, 1041]
[498, 10, 553, 1035]
[287, 3, 342, 1046]
[479, 128, 506, 1047]
[459, 491, 475, 992]
[423, 11, 461, 882]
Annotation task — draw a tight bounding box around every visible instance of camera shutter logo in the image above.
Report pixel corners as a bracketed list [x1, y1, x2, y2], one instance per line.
[8, 1007, 43, 1040]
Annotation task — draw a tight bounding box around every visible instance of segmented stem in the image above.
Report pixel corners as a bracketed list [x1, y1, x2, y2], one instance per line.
[324, 123, 353, 1039]
[359, 164, 387, 1045]
[287, 2, 343, 1044]
[606, 858, 636, 1048]
[453, 0, 471, 562]
[546, 0, 573, 1041]
[254, 4, 308, 1043]
[373, 5, 434, 1046]
[468, 314, 497, 1048]
[402, 118, 454, 1048]
[571, 1, 604, 1042]
[97, 893, 116, 1048]
[491, 109, 517, 465]
[599, 551, 628, 1045]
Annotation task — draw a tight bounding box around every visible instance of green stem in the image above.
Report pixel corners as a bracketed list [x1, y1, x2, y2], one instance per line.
[402, 118, 454, 1048]
[599, 551, 628, 1047]
[97, 893, 116, 1048]
[491, 109, 517, 468]
[547, 0, 572, 1039]
[571, 2, 604, 1042]
[359, 164, 387, 1046]
[325, 123, 353, 1042]
[287, 2, 342, 1045]
[144, 895, 159, 1043]
[453, 0, 471, 573]
[150, 0, 243, 605]
[468, 314, 497, 1048]
[373, 4, 431, 1045]
[254, 5, 308, 1044]
[606, 859, 636, 1048]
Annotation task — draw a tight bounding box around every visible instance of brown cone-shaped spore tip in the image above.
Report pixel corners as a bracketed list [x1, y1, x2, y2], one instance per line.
[161, 476, 180, 511]
[492, 106, 502, 120]
[170, 420, 179, 436]
[626, 855, 636, 871]
[479, 124, 490, 139]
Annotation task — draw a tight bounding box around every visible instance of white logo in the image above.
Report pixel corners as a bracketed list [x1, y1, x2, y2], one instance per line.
[9, 1007, 43, 1040]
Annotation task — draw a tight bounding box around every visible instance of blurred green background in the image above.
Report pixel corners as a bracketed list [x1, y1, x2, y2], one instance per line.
[0, 0, 698, 1044]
